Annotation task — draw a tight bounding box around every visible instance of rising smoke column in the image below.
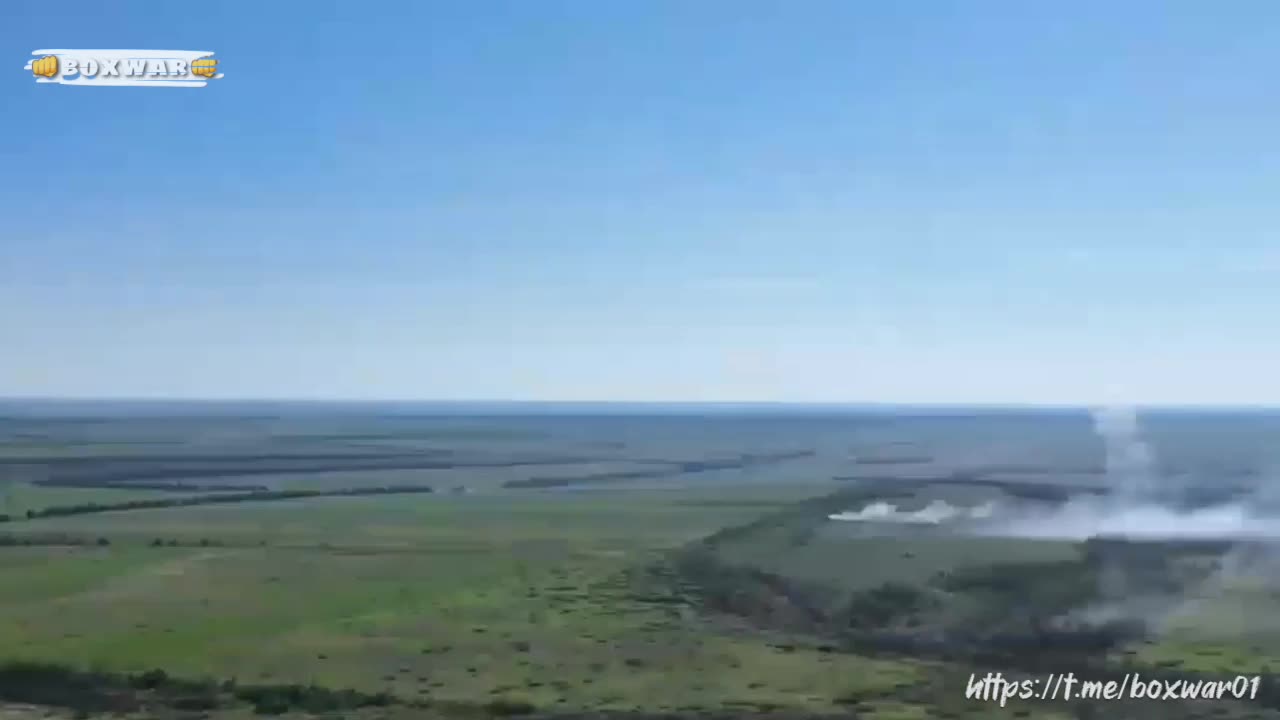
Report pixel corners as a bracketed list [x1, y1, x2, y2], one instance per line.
[1092, 406, 1158, 502]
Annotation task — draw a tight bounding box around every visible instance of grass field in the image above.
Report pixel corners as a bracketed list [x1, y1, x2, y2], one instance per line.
[2, 485, 959, 715]
[717, 531, 1082, 593]
[6, 407, 1280, 719]
[8, 485, 833, 547]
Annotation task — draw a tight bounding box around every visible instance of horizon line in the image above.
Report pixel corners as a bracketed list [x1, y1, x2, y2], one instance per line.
[3, 396, 1280, 412]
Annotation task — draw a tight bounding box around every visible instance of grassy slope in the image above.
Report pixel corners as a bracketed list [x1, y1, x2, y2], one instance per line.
[0, 486, 948, 715]
[6, 480, 1270, 719]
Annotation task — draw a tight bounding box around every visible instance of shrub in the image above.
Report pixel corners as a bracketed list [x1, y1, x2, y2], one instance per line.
[234, 683, 392, 714]
[0, 661, 133, 713]
[132, 668, 169, 689]
[845, 582, 937, 629]
[486, 697, 537, 715]
[172, 693, 221, 711]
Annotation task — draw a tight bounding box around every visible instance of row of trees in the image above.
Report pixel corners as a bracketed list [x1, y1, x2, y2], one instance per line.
[0, 485, 436, 522]
[0, 661, 397, 716]
[0, 533, 110, 547]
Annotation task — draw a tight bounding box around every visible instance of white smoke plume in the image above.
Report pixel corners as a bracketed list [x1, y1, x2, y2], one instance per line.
[978, 407, 1280, 542]
[829, 406, 1280, 543]
[827, 406, 1280, 635]
[1093, 406, 1158, 503]
[828, 500, 997, 525]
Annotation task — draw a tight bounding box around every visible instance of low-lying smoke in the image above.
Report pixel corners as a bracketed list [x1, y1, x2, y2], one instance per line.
[828, 406, 1280, 635]
[976, 495, 1280, 541]
[829, 500, 996, 525]
[980, 407, 1280, 542]
[833, 406, 1280, 542]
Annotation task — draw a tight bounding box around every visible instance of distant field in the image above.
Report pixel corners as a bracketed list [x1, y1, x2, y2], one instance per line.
[143, 462, 678, 493]
[8, 488, 834, 548]
[0, 483, 935, 714]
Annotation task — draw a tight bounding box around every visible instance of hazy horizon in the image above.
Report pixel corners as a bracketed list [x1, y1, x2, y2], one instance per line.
[5, 396, 1280, 414]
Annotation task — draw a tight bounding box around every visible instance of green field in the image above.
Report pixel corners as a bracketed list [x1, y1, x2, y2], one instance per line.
[6, 487, 1249, 719]
[1, 485, 961, 716]
[5, 408, 1280, 720]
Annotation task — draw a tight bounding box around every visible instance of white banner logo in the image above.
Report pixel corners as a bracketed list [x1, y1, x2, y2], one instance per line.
[25, 49, 223, 88]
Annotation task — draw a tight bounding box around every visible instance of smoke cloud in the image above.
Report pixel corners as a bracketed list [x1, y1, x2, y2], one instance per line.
[831, 406, 1280, 541]
[827, 406, 1280, 636]
[976, 407, 1280, 542]
[1093, 406, 1157, 502]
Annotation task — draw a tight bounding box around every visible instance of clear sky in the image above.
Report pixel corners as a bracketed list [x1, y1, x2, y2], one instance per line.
[3, 1, 1280, 405]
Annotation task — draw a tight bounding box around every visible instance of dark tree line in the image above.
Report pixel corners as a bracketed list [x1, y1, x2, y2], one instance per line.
[0, 661, 396, 716]
[506, 450, 816, 489]
[0, 485, 435, 522]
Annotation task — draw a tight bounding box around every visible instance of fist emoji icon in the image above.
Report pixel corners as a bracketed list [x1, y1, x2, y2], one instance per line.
[31, 55, 58, 78]
[192, 57, 217, 78]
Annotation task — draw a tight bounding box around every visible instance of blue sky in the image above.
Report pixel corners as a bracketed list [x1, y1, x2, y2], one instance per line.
[3, 1, 1280, 405]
